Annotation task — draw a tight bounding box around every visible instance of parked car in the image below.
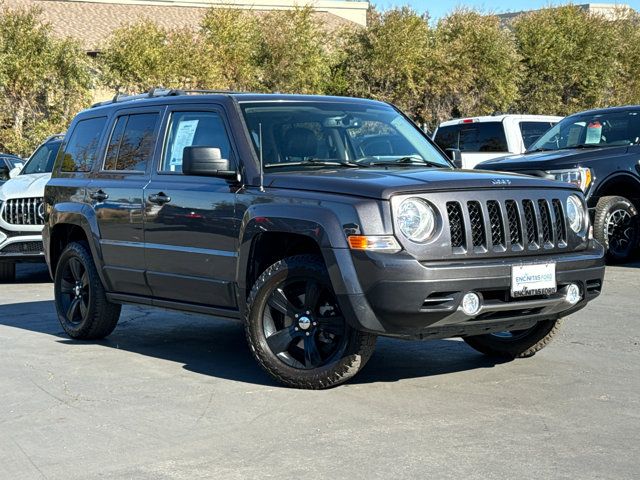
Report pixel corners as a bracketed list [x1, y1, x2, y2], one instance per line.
[0, 135, 64, 281]
[0, 154, 23, 185]
[43, 90, 604, 389]
[433, 114, 562, 169]
[477, 106, 640, 262]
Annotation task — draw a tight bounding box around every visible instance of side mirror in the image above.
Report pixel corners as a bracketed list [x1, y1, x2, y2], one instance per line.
[446, 148, 462, 168]
[182, 146, 237, 179]
[9, 166, 21, 178]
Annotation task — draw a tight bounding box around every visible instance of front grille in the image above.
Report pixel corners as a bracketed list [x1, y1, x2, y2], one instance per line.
[1, 197, 45, 226]
[0, 241, 44, 255]
[445, 197, 568, 255]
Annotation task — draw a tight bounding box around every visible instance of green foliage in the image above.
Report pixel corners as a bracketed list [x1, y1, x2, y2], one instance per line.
[513, 6, 619, 115]
[428, 9, 520, 126]
[337, 7, 431, 121]
[258, 7, 332, 94]
[0, 6, 92, 155]
[200, 8, 262, 91]
[100, 21, 216, 93]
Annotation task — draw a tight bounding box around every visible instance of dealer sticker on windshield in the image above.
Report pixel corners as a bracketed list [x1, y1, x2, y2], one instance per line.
[511, 263, 557, 298]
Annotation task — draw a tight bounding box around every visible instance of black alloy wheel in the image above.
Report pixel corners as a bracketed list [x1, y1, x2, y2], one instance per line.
[59, 256, 90, 325]
[262, 276, 347, 370]
[245, 254, 377, 389]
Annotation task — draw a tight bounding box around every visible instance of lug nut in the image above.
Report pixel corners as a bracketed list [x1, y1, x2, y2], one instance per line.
[305, 332, 310, 336]
[294, 327, 299, 331]
[313, 322, 317, 326]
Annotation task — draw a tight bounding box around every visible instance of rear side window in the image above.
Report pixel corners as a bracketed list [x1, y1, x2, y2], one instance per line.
[161, 111, 231, 173]
[104, 113, 159, 172]
[519, 121, 555, 150]
[60, 117, 107, 172]
[434, 122, 508, 153]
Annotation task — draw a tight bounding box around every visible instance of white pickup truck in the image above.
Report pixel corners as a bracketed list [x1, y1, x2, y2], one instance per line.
[433, 114, 562, 169]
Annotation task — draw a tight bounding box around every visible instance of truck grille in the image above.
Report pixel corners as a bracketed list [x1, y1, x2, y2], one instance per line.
[1, 197, 45, 226]
[446, 197, 567, 254]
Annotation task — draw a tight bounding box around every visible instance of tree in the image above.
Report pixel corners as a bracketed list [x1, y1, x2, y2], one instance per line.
[100, 21, 216, 93]
[200, 8, 262, 91]
[513, 6, 618, 115]
[259, 7, 332, 94]
[336, 7, 431, 122]
[427, 9, 521, 126]
[0, 6, 92, 155]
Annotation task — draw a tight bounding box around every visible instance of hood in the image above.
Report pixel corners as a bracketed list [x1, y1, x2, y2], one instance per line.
[265, 167, 570, 200]
[477, 145, 629, 172]
[0, 172, 51, 200]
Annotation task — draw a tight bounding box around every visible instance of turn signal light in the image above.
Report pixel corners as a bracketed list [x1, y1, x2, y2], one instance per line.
[347, 235, 401, 253]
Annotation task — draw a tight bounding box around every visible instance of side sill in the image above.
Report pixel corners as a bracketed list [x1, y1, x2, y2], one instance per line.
[106, 293, 242, 320]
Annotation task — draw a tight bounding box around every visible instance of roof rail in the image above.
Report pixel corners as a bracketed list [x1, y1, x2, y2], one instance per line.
[91, 88, 242, 108]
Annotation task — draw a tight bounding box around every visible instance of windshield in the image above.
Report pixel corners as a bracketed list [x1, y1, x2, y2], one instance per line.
[529, 110, 640, 152]
[240, 102, 451, 169]
[21, 140, 62, 175]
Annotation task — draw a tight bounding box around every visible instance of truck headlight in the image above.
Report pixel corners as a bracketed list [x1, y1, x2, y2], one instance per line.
[396, 197, 437, 242]
[566, 195, 586, 234]
[547, 167, 592, 192]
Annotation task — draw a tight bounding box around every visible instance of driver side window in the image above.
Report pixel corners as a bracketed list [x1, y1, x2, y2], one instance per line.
[161, 111, 232, 173]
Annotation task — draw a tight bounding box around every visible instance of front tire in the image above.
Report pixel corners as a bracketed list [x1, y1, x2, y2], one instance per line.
[463, 319, 561, 359]
[0, 262, 16, 282]
[54, 242, 121, 340]
[245, 254, 376, 389]
[594, 195, 639, 262]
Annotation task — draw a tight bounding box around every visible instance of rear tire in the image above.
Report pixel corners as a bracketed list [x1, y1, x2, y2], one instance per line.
[463, 319, 561, 359]
[593, 195, 639, 263]
[0, 262, 16, 282]
[54, 242, 121, 340]
[245, 254, 376, 389]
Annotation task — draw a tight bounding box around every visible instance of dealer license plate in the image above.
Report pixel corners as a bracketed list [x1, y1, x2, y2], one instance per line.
[511, 263, 557, 298]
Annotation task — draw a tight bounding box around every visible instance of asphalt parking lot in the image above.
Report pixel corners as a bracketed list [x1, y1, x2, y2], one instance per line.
[0, 263, 638, 480]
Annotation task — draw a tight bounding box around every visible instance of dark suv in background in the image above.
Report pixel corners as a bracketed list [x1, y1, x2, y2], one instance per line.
[43, 90, 604, 388]
[478, 106, 640, 262]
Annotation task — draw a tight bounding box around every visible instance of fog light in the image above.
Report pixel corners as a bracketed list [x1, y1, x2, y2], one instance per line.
[461, 292, 481, 316]
[566, 283, 581, 305]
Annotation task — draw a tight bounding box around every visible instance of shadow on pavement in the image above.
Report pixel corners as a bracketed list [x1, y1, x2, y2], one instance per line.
[0, 299, 504, 388]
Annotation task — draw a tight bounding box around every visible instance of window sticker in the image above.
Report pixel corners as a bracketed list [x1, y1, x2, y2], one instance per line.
[585, 120, 602, 144]
[169, 119, 199, 171]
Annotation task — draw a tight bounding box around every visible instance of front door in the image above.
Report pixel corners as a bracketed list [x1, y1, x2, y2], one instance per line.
[89, 107, 163, 296]
[143, 106, 239, 308]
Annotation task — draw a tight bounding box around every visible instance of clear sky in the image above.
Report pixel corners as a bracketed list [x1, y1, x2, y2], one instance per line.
[373, 0, 640, 20]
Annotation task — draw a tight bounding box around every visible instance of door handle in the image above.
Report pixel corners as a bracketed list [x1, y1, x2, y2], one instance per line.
[89, 190, 108, 202]
[148, 192, 171, 205]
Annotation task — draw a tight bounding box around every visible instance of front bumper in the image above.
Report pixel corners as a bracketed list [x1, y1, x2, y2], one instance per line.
[0, 229, 45, 263]
[326, 240, 605, 339]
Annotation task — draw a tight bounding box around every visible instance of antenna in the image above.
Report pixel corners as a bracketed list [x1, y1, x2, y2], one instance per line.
[258, 123, 265, 192]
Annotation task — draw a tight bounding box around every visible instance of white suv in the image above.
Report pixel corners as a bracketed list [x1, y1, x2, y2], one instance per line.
[0, 135, 63, 281]
[433, 114, 562, 169]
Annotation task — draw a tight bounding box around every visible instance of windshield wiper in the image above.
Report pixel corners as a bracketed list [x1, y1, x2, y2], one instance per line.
[371, 156, 446, 168]
[264, 158, 367, 168]
[558, 143, 607, 150]
[525, 147, 555, 154]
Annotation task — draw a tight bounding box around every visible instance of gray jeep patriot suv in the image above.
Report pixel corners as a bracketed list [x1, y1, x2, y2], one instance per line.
[43, 90, 605, 389]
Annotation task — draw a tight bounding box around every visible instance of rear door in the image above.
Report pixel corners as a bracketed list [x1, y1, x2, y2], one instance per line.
[88, 106, 163, 296]
[143, 104, 239, 308]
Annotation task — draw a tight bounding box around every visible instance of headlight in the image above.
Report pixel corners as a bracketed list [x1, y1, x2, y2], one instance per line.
[566, 195, 586, 233]
[396, 198, 436, 242]
[547, 167, 592, 192]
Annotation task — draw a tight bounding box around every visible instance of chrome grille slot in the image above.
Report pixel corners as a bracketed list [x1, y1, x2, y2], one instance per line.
[552, 199, 567, 245]
[487, 200, 505, 249]
[446, 202, 464, 249]
[538, 199, 552, 245]
[467, 201, 486, 248]
[505, 200, 522, 248]
[522, 200, 538, 247]
[1, 197, 44, 226]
